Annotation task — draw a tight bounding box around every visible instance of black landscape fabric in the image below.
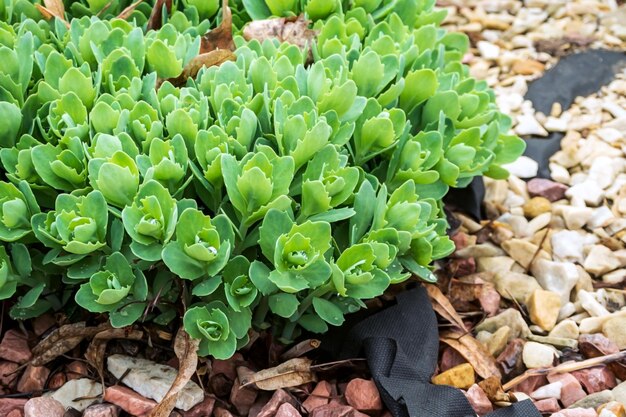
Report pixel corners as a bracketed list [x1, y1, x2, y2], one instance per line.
[340, 287, 541, 417]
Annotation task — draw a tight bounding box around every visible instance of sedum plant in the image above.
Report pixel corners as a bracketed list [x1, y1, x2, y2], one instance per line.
[0, 0, 524, 355]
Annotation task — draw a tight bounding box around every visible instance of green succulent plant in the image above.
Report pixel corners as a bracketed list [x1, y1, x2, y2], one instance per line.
[0, 0, 524, 357]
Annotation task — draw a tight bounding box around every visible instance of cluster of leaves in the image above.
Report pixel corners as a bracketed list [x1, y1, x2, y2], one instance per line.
[0, 0, 524, 358]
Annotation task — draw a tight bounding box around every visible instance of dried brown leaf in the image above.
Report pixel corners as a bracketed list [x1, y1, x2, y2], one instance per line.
[85, 328, 143, 375]
[147, 0, 172, 31]
[116, 0, 144, 20]
[43, 0, 65, 19]
[242, 358, 316, 391]
[31, 322, 111, 366]
[426, 284, 467, 331]
[478, 376, 509, 402]
[147, 328, 199, 417]
[243, 15, 317, 51]
[440, 331, 501, 380]
[200, 0, 234, 53]
[35, 2, 70, 28]
[164, 49, 235, 87]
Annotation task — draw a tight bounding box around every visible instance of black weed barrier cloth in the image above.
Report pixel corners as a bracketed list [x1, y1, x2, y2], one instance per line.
[339, 287, 541, 417]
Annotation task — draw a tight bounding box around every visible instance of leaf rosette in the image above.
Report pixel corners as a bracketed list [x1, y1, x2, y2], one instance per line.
[0, 180, 39, 242]
[162, 207, 233, 280]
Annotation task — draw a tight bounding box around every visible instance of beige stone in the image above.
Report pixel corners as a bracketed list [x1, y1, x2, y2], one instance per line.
[501, 239, 549, 269]
[432, 363, 475, 390]
[548, 319, 579, 340]
[487, 326, 511, 357]
[528, 289, 561, 331]
[523, 197, 552, 218]
[602, 316, 626, 350]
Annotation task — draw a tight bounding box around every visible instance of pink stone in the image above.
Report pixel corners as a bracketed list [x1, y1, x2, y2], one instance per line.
[66, 360, 88, 380]
[579, 334, 619, 358]
[32, 314, 56, 337]
[276, 403, 301, 417]
[7, 409, 23, 417]
[23, 397, 64, 417]
[211, 353, 244, 381]
[450, 258, 476, 277]
[230, 377, 258, 416]
[464, 384, 493, 416]
[478, 285, 501, 316]
[516, 375, 548, 395]
[256, 389, 297, 417]
[104, 385, 156, 416]
[527, 178, 568, 202]
[184, 396, 215, 417]
[17, 365, 49, 393]
[441, 347, 467, 372]
[344, 379, 383, 413]
[533, 398, 560, 414]
[309, 404, 368, 417]
[0, 399, 27, 416]
[547, 373, 586, 407]
[0, 331, 31, 364]
[550, 408, 598, 417]
[572, 366, 617, 393]
[82, 404, 119, 417]
[0, 361, 19, 387]
[303, 381, 333, 413]
[452, 232, 470, 252]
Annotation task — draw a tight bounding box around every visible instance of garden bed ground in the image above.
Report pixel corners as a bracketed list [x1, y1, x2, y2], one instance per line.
[0, 0, 625, 417]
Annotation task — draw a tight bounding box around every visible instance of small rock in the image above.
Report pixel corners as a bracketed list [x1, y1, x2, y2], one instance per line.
[530, 259, 579, 305]
[528, 178, 568, 202]
[515, 114, 549, 137]
[602, 316, 626, 349]
[560, 206, 594, 230]
[49, 378, 102, 412]
[494, 272, 541, 303]
[0, 331, 31, 364]
[502, 156, 540, 177]
[477, 40, 500, 59]
[533, 398, 560, 414]
[303, 381, 333, 413]
[24, 397, 64, 417]
[66, 361, 88, 380]
[497, 339, 525, 377]
[502, 239, 550, 269]
[598, 402, 625, 417]
[230, 377, 258, 416]
[614, 381, 626, 407]
[517, 375, 548, 396]
[309, 403, 367, 417]
[0, 361, 19, 387]
[523, 197, 552, 218]
[569, 390, 614, 409]
[522, 342, 557, 369]
[552, 231, 586, 263]
[345, 379, 382, 413]
[82, 404, 120, 417]
[256, 390, 296, 417]
[17, 365, 49, 393]
[530, 381, 562, 400]
[572, 366, 617, 393]
[578, 290, 611, 317]
[550, 320, 580, 340]
[47, 373, 66, 390]
[512, 59, 544, 75]
[276, 403, 301, 417]
[7, 410, 23, 417]
[32, 314, 56, 337]
[584, 246, 621, 276]
[528, 289, 561, 331]
[432, 363, 475, 390]
[0, 399, 27, 416]
[464, 384, 493, 415]
[214, 407, 235, 417]
[476, 309, 530, 340]
[553, 409, 599, 417]
[487, 326, 511, 357]
[478, 285, 501, 316]
[104, 385, 156, 416]
[527, 335, 578, 350]
[184, 396, 216, 417]
[548, 373, 586, 408]
[107, 354, 204, 411]
[579, 334, 620, 358]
